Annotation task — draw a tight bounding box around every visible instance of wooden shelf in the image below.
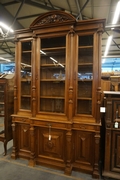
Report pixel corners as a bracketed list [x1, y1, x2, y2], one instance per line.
[77, 97, 92, 100]
[40, 96, 64, 99]
[78, 63, 93, 66]
[79, 45, 93, 48]
[41, 47, 66, 51]
[40, 79, 65, 82]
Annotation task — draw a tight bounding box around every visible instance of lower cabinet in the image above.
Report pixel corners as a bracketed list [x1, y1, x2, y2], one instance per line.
[11, 117, 100, 178]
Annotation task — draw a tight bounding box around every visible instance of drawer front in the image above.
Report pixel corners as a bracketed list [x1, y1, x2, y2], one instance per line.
[12, 116, 30, 124]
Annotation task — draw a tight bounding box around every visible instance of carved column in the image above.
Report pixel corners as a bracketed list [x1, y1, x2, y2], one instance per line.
[11, 122, 17, 159]
[93, 130, 100, 178]
[64, 130, 72, 175]
[14, 39, 19, 114]
[32, 37, 36, 117]
[28, 125, 35, 166]
[96, 87, 102, 123]
[67, 26, 75, 120]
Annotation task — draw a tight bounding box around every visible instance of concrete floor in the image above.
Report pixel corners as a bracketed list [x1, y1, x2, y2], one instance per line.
[0, 140, 102, 180]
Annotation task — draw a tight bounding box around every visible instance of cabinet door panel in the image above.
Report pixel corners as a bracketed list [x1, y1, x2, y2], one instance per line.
[18, 124, 30, 151]
[74, 131, 94, 166]
[37, 128, 65, 160]
[111, 131, 120, 173]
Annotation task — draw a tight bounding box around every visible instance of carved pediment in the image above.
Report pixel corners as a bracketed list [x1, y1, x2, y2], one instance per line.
[30, 10, 75, 27]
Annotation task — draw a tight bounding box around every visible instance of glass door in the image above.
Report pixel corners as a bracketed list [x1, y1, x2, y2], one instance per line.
[20, 41, 32, 110]
[40, 36, 66, 113]
[77, 35, 93, 115]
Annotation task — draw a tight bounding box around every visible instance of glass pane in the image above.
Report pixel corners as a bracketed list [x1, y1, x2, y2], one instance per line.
[77, 100, 92, 114]
[79, 35, 93, 46]
[77, 35, 93, 115]
[20, 41, 32, 110]
[40, 36, 66, 113]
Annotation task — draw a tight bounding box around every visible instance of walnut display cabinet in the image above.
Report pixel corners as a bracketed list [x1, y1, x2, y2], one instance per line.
[103, 91, 120, 179]
[11, 11, 105, 178]
[0, 74, 14, 155]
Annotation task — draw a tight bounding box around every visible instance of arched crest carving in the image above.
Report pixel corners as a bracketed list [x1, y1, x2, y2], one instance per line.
[30, 10, 75, 28]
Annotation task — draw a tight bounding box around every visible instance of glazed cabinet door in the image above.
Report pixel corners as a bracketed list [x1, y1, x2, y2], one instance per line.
[19, 40, 32, 111]
[73, 32, 100, 122]
[77, 35, 93, 115]
[38, 36, 66, 114]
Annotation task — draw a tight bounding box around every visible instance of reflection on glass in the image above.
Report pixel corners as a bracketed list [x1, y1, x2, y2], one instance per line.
[40, 36, 66, 113]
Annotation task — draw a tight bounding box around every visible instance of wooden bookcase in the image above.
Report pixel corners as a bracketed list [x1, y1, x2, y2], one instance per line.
[11, 11, 105, 178]
[102, 91, 120, 179]
[0, 74, 14, 155]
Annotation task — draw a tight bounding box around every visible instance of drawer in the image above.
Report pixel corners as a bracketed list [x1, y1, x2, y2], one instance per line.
[12, 116, 30, 124]
[32, 119, 71, 130]
[73, 123, 98, 131]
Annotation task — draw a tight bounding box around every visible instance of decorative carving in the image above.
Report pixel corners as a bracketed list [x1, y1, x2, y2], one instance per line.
[35, 14, 71, 26]
[68, 26, 75, 36]
[47, 140, 54, 149]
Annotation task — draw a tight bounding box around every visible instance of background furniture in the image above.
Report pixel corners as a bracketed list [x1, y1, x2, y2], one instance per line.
[0, 73, 14, 155]
[103, 91, 120, 179]
[11, 10, 105, 178]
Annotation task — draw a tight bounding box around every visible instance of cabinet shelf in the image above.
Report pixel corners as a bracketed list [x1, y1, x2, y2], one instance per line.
[40, 96, 64, 99]
[21, 95, 31, 97]
[78, 63, 93, 66]
[77, 97, 92, 100]
[41, 47, 65, 51]
[40, 79, 65, 82]
[22, 50, 32, 53]
[41, 63, 65, 67]
[78, 79, 92, 81]
[21, 78, 31, 82]
[79, 45, 93, 49]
